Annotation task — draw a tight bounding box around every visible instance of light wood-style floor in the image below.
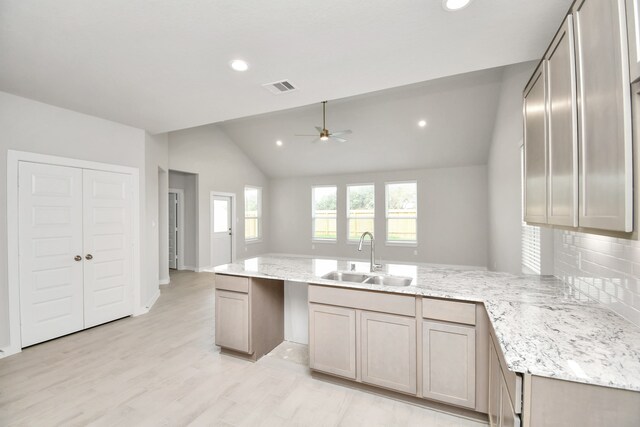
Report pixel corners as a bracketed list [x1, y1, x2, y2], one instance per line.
[0, 270, 488, 426]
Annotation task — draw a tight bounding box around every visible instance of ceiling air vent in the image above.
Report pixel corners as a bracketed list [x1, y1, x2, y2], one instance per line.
[262, 80, 298, 94]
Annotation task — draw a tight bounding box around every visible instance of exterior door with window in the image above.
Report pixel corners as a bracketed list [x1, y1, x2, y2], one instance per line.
[212, 195, 232, 267]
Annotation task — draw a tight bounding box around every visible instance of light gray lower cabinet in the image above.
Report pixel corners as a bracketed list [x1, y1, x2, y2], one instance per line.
[488, 339, 501, 427]
[215, 290, 250, 353]
[308, 303, 357, 380]
[422, 320, 475, 408]
[500, 379, 520, 427]
[361, 311, 417, 394]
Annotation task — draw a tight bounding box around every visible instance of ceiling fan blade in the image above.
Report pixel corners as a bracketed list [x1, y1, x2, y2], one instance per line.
[331, 136, 348, 143]
[295, 134, 320, 137]
[315, 126, 324, 133]
[310, 137, 321, 144]
[329, 129, 352, 137]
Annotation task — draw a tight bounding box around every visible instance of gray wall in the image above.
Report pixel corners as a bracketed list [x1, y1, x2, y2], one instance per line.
[487, 62, 534, 274]
[168, 170, 198, 269]
[144, 132, 169, 302]
[168, 124, 269, 268]
[269, 165, 489, 267]
[0, 91, 147, 351]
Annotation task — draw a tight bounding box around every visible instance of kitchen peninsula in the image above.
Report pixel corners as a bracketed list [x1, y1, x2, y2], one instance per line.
[214, 255, 640, 426]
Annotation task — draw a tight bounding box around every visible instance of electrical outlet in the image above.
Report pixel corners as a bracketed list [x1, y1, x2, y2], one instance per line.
[577, 252, 582, 270]
[413, 250, 418, 255]
[244, 247, 248, 252]
[312, 244, 315, 250]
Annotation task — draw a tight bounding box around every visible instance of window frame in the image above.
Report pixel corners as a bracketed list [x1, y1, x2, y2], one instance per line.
[311, 185, 338, 243]
[346, 183, 375, 243]
[384, 180, 418, 246]
[244, 185, 262, 243]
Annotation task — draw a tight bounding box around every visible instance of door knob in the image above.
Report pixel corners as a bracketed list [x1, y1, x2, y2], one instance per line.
[85, 254, 93, 260]
[74, 255, 82, 262]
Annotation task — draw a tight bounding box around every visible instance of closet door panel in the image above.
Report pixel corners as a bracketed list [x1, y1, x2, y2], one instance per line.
[83, 170, 134, 328]
[18, 162, 84, 347]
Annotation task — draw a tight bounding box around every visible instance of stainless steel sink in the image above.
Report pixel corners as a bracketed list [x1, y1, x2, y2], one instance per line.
[321, 271, 371, 283]
[320, 271, 413, 287]
[364, 275, 413, 287]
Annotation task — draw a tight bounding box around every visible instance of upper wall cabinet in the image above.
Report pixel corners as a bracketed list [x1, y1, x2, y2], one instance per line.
[546, 16, 579, 228]
[573, 0, 633, 232]
[523, 0, 634, 233]
[626, 0, 640, 82]
[523, 64, 548, 225]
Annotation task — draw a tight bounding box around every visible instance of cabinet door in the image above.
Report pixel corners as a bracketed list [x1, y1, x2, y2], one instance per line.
[422, 321, 475, 408]
[361, 311, 416, 394]
[523, 64, 548, 224]
[573, 0, 633, 232]
[546, 16, 578, 227]
[626, 0, 640, 82]
[215, 290, 250, 353]
[500, 377, 521, 427]
[488, 339, 502, 427]
[309, 304, 356, 379]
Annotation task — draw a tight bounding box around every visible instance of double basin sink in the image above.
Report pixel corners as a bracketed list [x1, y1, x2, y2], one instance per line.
[321, 271, 413, 287]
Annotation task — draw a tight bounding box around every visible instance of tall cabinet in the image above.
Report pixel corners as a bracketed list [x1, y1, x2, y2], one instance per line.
[523, 0, 634, 233]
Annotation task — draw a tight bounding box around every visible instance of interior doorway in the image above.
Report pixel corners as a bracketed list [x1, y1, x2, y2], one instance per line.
[168, 188, 184, 270]
[211, 192, 235, 267]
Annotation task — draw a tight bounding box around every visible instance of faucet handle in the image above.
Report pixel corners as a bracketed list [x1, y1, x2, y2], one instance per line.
[373, 263, 383, 271]
[350, 263, 356, 271]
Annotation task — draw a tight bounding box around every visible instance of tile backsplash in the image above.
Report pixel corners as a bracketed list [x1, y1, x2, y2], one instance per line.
[554, 230, 640, 327]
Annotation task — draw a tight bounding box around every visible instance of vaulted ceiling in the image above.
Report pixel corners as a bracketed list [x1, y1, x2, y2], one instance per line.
[0, 0, 571, 133]
[220, 65, 511, 177]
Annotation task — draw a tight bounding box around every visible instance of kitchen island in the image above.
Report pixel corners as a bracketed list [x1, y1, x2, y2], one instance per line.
[214, 255, 640, 426]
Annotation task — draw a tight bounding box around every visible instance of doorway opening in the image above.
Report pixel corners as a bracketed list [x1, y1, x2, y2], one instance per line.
[211, 192, 236, 267]
[168, 170, 197, 270]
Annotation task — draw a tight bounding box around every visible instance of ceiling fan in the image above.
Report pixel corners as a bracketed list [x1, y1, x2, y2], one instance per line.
[295, 101, 352, 143]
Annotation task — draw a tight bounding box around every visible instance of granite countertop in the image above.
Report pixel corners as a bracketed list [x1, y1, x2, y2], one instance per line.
[214, 255, 640, 393]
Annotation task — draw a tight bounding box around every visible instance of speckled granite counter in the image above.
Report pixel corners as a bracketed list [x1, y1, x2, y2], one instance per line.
[214, 255, 640, 393]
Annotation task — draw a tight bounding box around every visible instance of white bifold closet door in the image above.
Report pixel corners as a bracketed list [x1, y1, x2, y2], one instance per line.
[82, 169, 133, 328]
[19, 162, 85, 347]
[19, 162, 134, 347]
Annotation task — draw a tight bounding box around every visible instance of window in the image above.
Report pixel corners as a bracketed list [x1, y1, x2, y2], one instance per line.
[385, 182, 417, 243]
[244, 186, 261, 241]
[347, 184, 375, 241]
[312, 186, 337, 241]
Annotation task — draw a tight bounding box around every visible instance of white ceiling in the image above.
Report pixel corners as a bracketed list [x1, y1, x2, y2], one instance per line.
[220, 66, 508, 177]
[0, 0, 571, 133]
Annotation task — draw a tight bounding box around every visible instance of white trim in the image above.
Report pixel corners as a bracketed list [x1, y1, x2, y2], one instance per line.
[6, 149, 142, 356]
[145, 289, 161, 310]
[159, 277, 170, 285]
[181, 265, 196, 271]
[196, 266, 211, 273]
[168, 188, 185, 270]
[211, 191, 237, 265]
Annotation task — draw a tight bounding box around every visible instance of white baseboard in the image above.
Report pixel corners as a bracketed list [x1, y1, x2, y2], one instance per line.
[145, 289, 161, 310]
[0, 345, 21, 359]
[181, 265, 195, 271]
[195, 266, 211, 273]
[159, 277, 170, 285]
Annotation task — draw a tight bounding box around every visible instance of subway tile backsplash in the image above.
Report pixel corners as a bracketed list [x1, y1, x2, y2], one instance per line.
[554, 230, 640, 327]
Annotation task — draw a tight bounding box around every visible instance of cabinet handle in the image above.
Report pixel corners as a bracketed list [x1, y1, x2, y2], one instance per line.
[74, 255, 82, 262]
[85, 254, 93, 260]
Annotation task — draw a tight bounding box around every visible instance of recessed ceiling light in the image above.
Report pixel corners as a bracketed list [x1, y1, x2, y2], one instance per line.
[276, 140, 283, 146]
[418, 120, 427, 128]
[230, 59, 249, 72]
[442, 0, 471, 11]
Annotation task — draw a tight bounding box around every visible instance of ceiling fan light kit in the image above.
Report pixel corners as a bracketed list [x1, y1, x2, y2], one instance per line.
[295, 101, 352, 144]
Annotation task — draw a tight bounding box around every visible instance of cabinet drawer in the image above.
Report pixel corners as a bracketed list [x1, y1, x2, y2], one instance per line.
[308, 285, 415, 317]
[422, 298, 476, 326]
[215, 274, 249, 293]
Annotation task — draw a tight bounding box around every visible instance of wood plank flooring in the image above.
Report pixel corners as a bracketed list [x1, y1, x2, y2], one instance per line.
[0, 270, 488, 426]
